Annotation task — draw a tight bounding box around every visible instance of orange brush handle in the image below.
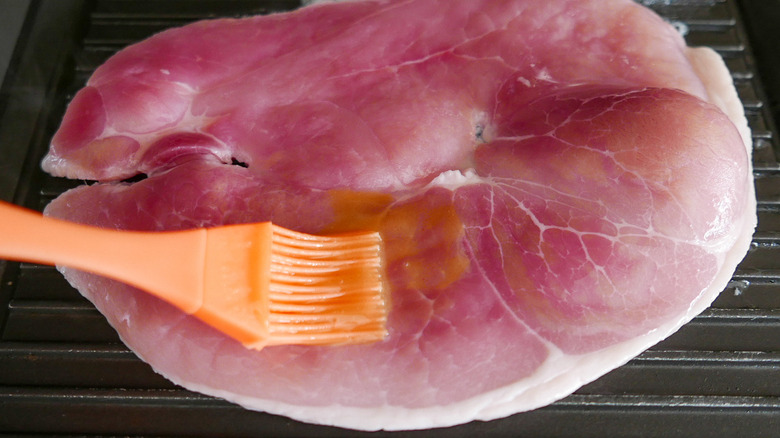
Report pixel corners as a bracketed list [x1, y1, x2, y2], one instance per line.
[0, 201, 207, 313]
[0, 201, 386, 349]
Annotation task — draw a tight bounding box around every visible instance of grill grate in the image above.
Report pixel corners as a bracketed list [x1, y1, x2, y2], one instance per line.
[1, 0, 779, 436]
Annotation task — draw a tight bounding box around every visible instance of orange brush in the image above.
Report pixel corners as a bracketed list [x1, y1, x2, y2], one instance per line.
[0, 200, 387, 349]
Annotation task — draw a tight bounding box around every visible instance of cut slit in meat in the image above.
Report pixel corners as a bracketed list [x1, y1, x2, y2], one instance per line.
[40, 0, 755, 431]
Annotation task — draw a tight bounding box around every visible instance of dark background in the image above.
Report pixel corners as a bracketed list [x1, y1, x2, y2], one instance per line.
[739, 0, 780, 129]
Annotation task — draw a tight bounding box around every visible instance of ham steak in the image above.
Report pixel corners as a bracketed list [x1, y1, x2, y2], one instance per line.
[41, 0, 755, 431]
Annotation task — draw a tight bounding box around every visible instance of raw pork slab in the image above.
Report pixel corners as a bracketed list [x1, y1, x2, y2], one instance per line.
[41, 0, 755, 431]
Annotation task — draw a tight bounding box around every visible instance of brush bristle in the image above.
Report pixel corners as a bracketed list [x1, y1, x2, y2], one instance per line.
[266, 225, 387, 345]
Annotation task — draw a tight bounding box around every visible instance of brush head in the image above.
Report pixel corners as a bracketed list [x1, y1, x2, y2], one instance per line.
[197, 222, 387, 350]
[265, 225, 388, 346]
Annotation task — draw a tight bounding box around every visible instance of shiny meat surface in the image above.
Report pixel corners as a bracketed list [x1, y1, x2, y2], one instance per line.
[42, 0, 755, 430]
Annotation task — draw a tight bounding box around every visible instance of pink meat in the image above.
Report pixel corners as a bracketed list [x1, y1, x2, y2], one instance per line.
[41, 0, 755, 431]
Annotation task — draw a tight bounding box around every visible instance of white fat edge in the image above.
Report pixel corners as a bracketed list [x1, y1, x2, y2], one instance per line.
[40, 154, 79, 178]
[148, 325, 567, 432]
[155, 263, 737, 433]
[684, 45, 757, 268]
[686, 46, 752, 153]
[425, 168, 485, 191]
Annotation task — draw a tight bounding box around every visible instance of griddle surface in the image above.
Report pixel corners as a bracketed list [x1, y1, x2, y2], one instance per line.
[1, 1, 779, 436]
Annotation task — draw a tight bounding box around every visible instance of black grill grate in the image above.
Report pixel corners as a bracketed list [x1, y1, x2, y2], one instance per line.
[1, 0, 779, 436]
